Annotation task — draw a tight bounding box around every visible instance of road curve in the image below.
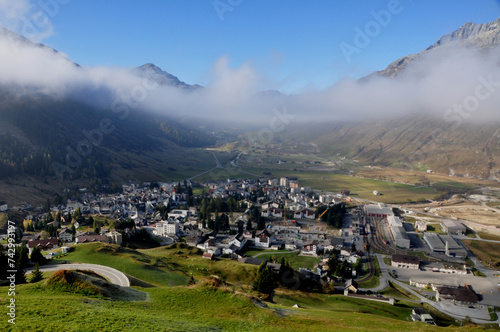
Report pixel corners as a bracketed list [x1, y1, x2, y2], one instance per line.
[25, 263, 130, 287]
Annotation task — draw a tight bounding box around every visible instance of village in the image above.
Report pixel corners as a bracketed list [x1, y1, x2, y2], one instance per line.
[5, 175, 500, 325]
[11, 177, 347, 262]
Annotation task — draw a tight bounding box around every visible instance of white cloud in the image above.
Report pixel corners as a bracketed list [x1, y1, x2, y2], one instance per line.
[0, 27, 499, 128]
[0, 0, 56, 42]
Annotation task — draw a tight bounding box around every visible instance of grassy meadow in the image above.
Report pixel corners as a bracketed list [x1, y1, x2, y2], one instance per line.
[0, 242, 484, 331]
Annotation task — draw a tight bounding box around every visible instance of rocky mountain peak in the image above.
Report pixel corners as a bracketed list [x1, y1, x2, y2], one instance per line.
[134, 63, 201, 89]
[373, 16, 500, 79]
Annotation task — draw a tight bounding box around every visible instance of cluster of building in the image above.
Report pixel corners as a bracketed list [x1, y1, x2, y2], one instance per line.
[12, 176, 355, 260]
[365, 203, 410, 249]
[364, 204, 468, 259]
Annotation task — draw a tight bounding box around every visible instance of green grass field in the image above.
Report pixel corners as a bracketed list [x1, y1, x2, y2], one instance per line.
[426, 224, 445, 234]
[218, 167, 440, 203]
[0, 212, 8, 231]
[51, 243, 189, 287]
[1, 279, 467, 332]
[0, 242, 478, 331]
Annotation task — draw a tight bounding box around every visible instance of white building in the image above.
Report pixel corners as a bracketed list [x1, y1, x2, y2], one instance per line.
[387, 216, 410, 249]
[255, 229, 271, 248]
[58, 228, 74, 243]
[391, 254, 420, 269]
[168, 210, 189, 219]
[415, 220, 427, 232]
[155, 221, 179, 236]
[279, 177, 290, 188]
[441, 219, 466, 235]
[0, 201, 8, 212]
[106, 230, 123, 245]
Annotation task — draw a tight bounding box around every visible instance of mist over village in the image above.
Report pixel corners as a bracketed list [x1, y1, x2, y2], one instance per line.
[1, 1, 500, 331]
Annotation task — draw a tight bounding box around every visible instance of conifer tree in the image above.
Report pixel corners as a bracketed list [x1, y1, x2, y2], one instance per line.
[30, 263, 43, 283]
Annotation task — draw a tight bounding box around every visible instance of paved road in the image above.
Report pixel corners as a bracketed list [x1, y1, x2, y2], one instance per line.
[26, 263, 130, 287]
[364, 254, 500, 324]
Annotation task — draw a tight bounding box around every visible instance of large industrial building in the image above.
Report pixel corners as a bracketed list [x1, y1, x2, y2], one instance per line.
[364, 204, 393, 218]
[441, 219, 466, 235]
[423, 232, 467, 258]
[388, 216, 410, 249]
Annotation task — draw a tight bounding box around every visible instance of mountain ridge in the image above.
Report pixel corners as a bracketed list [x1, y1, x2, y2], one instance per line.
[372, 17, 500, 78]
[133, 63, 202, 89]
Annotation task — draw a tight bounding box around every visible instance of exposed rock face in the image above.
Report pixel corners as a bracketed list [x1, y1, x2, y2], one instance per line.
[375, 17, 500, 78]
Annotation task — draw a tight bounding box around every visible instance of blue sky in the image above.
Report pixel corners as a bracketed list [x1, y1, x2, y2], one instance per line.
[9, 0, 500, 92]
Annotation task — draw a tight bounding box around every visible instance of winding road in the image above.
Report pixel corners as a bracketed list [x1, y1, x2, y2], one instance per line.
[25, 263, 130, 287]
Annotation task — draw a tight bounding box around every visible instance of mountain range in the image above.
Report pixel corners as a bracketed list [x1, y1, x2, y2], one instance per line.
[305, 17, 500, 181]
[0, 16, 500, 193]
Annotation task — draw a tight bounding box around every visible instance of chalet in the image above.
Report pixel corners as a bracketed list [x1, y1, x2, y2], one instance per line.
[270, 243, 284, 250]
[187, 232, 206, 247]
[391, 254, 420, 269]
[229, 233, 247, 249]
[435, 286, 479, 305]
[287, 202, 305, 211]
[21, 234, 40, 244]
[261, 201, 279, 210]
[58, 228, 74, 243]
[323, 237, 344, 252]
[0, 201, 8, 212]
[301, 240, 318, 257]
[222, 244, 241, 256]
[76, 234, 108, 244]
[255, 229, 271, 248]
[303, 209, 315, 220]
[27, 238, 58, 255]
[345, 279, 358, 294]
[293, 210, 304, 219]
[261, 208, 283, 218]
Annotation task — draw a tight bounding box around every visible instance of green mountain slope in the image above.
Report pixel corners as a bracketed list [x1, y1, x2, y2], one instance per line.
[289, 117, 500, 180]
